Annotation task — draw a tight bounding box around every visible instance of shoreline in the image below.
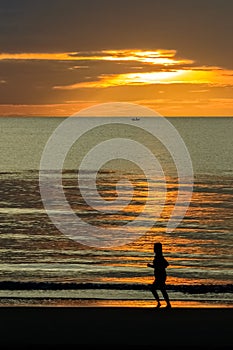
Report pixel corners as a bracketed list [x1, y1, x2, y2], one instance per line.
[0, 298, 232, 308]
[0, 306, 232, 346]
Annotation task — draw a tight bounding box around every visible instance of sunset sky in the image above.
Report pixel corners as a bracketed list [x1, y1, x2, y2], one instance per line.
[0, 0, 233, 116]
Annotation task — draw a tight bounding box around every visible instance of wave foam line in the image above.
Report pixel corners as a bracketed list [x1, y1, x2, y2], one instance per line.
[0, 282, 232, 294]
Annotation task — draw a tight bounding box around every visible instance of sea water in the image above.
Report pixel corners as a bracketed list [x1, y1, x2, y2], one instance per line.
[0, 117, 232, 306]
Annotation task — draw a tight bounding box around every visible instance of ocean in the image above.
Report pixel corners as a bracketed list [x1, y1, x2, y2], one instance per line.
[0, 116, 232, 307]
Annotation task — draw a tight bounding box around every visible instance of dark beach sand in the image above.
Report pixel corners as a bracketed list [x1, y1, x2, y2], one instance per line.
[0, 306, 232, 347]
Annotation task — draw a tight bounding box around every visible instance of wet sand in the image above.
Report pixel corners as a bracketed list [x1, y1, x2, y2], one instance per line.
[0, 306, 232, 347]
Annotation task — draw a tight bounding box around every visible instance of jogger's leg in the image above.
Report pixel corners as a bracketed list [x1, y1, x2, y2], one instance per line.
[151, 285, 161, 307]
[160, 287, 171, 307]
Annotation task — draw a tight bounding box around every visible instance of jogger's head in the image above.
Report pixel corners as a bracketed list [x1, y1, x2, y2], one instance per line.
[154, 242, 163, 254]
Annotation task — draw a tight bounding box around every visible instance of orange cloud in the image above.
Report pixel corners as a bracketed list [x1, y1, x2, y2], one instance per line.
[53, 67, 233, 90]
[0, 49, 193, 66]
[1, 98, 233, 117]
[0, 103, 95, 117]
[2, 49, 233, 90]
[0, 53, 77, 61]
[7, 49, 233, 89]
[1, 49, 233, 117]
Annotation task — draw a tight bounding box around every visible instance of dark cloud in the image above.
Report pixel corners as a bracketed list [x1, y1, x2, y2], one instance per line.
[0, 0, 232, 69]
[0, 58, 158, 103]
[0, 60, 91, 104]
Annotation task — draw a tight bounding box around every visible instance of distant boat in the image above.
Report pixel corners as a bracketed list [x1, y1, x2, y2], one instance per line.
[131, 117, 140, 121]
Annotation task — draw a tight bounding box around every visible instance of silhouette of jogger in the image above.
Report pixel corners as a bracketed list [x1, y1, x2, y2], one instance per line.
[147, 242, 171, 308]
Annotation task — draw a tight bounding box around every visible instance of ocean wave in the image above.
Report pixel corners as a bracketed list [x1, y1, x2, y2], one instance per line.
[0, 281, 232, 294]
